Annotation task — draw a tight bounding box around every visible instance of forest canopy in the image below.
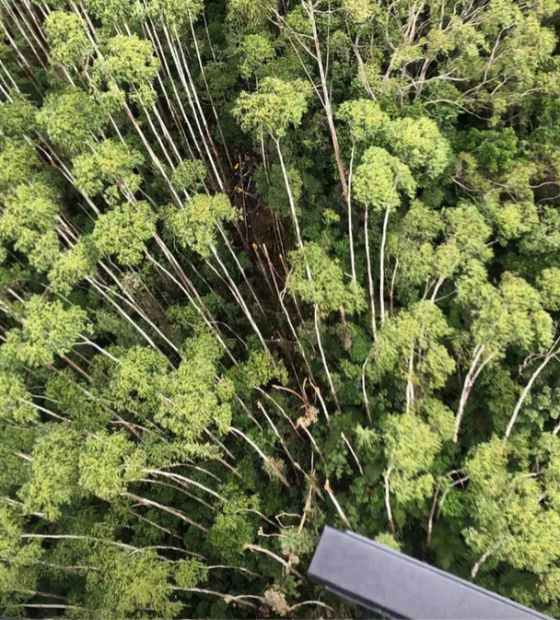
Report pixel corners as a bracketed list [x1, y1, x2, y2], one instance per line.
[1, 0, 560, 617]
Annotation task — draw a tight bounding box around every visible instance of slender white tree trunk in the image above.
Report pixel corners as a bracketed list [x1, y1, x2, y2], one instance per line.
[504, 338, 560, 442]
[379, 206, 390, 324]
[384, 467, 396, 535]
[347, 145, 357, 283]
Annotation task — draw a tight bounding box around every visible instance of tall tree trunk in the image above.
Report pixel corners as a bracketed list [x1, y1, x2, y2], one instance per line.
[306, 0, 348, 202]
[379, 206, 390, 324]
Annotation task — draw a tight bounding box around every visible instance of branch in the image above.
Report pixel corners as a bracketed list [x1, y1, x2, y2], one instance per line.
[503, 338, 560, 443]
[243, 544, 304, 579]
[470, 548, 494, 582]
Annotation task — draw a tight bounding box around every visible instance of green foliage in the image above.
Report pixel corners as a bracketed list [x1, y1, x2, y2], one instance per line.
[169, 193, 237, 257]
[372, 302, 455, 391]
[4, 1, 560, 616]
[80, 0, 138, 22]
[287, 242, 366, 314]
[105, 346, 169, 419]
[48, 240, 98, 295]
[337, 99, 388, 144]
[0, 508, 43, 609]
[171, 159, 206, 191]
[0, 97, 37, 138]
[354, 147, 416, 211]
[387, 117, 452, 178]
[0, 181, 60, 271]
[209, 511, 254, 563]
[226, 0, 277, 30]
[375, 532, 402, 551]
[156, 330, 233, 439]
[538, 433, 560, 513]
[462, 128, 518, 175]
[239, 350, 288, 389]
[239, 34, 275, 79]
[2, 297, 90, 368]
[145, 0, 204, 26]
[201, 61, 238, 100]
[343, 0, 375, 23]
[37, 89, 108, 154]
[0, 371, 36, 425]
[19, 425, 81, 520]
[257, 163, 303, 215]
[175, 557, 208, 588]
[92, 201, 156, 266]
[79, 432, 140, 500]
[45, 11, 93, 67]
[85, 547, 179, 618]
[233, 77, 311, 138]
[384, 413, 442, 507]
[279, 526, 316, 566]
[464, 437, 560, 575]
[537, 268, 560, 311]
[97, 34, 160, 92]
[73, 139, 144, 203]
[459, 272, 553, 352]
[422, 399, 455, 442]
[45, 369, 111, 431]
[0, 141, 40, 192]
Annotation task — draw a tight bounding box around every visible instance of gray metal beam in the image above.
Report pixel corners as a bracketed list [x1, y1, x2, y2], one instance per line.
[308, 526, 550, 620]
